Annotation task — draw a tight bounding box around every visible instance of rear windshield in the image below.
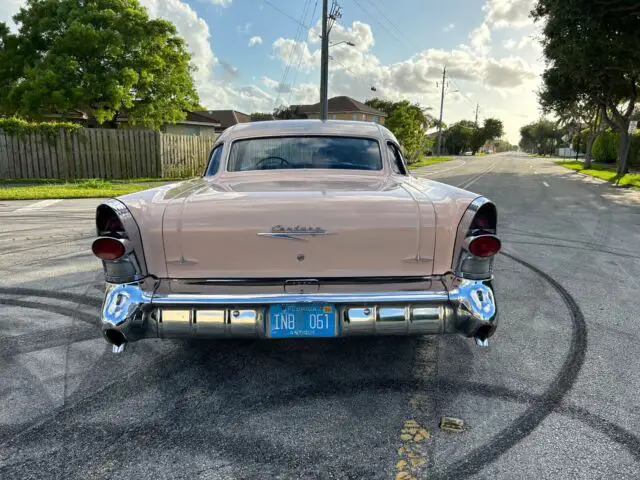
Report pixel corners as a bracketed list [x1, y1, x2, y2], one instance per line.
[227, 136, 382, 172]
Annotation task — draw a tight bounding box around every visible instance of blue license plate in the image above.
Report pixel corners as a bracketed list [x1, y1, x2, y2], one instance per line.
[268, 304, 337, 338]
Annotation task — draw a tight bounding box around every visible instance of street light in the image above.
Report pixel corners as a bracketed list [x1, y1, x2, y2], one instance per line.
[329, 40, 356, 47]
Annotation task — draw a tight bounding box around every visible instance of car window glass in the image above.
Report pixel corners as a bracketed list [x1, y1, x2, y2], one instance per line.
[387, 143, 407, 175]
[227, 136, 383, 171]
[207, 145, 223, 175]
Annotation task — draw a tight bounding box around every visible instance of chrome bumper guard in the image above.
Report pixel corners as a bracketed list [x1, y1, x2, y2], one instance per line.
[101, 279, 497, 351]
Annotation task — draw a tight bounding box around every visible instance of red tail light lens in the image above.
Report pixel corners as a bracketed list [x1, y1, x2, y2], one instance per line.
[92, 238, 126, 261]
[468, 235, 501, 257]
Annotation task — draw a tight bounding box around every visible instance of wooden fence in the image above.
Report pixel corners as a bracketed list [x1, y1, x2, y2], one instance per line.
[0, 128, 215, 180]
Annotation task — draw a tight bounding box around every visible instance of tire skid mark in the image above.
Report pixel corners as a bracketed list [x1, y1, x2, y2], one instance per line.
[0, 252, 617, 478]
[0, 287, 102, 308]
[0, 301, 99, 358]
[434, 252, 588, 479]
[0, 298, 98, 326]
[0, 235, 92, 256]
[501, 227, 639, 255]
[505, 240, 640, 260]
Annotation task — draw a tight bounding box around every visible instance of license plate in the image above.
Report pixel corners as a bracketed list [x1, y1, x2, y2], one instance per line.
[268, 304, 336, 338]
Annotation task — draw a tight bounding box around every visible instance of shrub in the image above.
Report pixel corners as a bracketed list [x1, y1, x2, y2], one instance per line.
[591, 132, 618, 163]
[629, 134, 640, 168]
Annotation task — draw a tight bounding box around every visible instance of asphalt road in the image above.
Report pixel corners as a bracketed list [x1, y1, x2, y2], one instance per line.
[1, 153, 639, 479]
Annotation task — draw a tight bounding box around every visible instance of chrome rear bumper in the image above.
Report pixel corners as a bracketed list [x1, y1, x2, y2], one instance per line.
[100, 278, 498, 352]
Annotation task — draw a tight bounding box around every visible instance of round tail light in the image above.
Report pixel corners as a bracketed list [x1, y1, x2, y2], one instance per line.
[92, 238, 126, 261]
[468, 235, 501, 257]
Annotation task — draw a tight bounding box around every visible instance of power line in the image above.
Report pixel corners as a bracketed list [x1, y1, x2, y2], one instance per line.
[448, 75, 477, 111]
[263, 0, 311, 30]
[288, 0, 320, 104]
[274, 0, 312, 107]
[349, 0, 412, 50]
[365, 0, 413, 47]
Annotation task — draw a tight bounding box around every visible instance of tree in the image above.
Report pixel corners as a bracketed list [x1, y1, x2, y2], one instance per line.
[273, 105, 299, 119]
[445, 120, 475, 155]
[365, 98, 436, 161]
[533, 0, 640, 174]
[250, 112, 274, 121]
[470, 118, 504, 155]
[0, 0, 199, 129]
[519, 118, 563, 155]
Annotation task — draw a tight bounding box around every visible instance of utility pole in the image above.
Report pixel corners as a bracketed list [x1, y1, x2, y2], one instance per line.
[475, 103, 479, 127]
[319, 0, 330, 121]
[436, 66, 446, 155]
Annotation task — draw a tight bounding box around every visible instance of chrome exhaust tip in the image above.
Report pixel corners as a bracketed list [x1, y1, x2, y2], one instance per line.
[104, 329, 127, 354]
[473, 325, 491, 347]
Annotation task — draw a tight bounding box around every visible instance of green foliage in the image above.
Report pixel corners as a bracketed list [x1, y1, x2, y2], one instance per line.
[519, 118, 563, 155]
[444, 120, 475, 155]
[250, 112, 274, 121]
[0, 179, 167, 200]
[0, 116, 81, 141]
[591, 132, 618, 163]
[630, 134, 640, 167]
[590, 132, 640, 166]
[273, 105, 299, 120]
[469, 118, 504, 154]
[533, 0, 640, 172]
[407, 156, 452, 170]
[365, 98, 435, 162]
[0, 0, 200, 129]
[556, 161, 640, 190]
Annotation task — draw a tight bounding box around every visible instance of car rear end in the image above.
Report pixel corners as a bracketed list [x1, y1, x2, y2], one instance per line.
[93, 195, 500, 353]
[92, 122, 500, 353]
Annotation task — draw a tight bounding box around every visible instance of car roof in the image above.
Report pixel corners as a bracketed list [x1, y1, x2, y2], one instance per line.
[217, 119, 397, 143]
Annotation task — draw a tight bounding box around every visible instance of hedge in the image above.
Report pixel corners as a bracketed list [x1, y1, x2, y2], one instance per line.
[592, 131, 640, 167]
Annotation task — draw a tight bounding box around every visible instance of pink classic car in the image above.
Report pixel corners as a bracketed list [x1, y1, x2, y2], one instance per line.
[93, 120, 500, 353]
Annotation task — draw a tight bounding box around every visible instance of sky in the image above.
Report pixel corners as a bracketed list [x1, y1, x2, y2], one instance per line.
[1, 0, 546, 143]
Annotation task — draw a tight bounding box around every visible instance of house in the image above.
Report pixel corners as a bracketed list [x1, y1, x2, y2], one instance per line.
[292, 96, 387, 124]
[42, 109, 222, 136]
[194, 109, 251, 132]
[160, 111, 221, 137]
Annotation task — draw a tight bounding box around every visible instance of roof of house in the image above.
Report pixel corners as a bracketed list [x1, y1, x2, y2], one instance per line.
[294, 96, 387, 117]
[196, 110, 251, 127]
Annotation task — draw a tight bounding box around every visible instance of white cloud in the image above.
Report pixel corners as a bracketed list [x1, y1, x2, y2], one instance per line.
[483, 0, 534, 28]
[443, 23, 455, 33]
[267, 19, 540, 143]
[504, 34, 538, 50]
[469, 23, 491, 56]
[206, 0, 232, 6]
[248, 36, 263, 47]
[272, 38, 321, 70]
[1, 0, 26, 30]
[140, 0, 217, 88]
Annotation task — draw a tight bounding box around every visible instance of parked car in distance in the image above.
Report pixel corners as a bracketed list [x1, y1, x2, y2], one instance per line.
[93, 120, 500, 353]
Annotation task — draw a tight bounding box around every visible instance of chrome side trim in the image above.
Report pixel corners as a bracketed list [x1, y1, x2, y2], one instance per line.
[452, 196, 492, 272]
[257, 232, 336, 241]
[99, 199, 148, 278]
[182, 276, 432, 286]
[149, 290, 450, 305]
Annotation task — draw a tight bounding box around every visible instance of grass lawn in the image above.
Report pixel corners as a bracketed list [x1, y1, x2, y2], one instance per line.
[0, 178, 175, 200]
[555, 161, 640, 189]
[408, 156, 453, 170]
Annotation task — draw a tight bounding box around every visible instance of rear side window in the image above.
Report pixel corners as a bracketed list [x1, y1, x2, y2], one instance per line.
[387, 143, 407, 175]
[206, 145, 223, 175]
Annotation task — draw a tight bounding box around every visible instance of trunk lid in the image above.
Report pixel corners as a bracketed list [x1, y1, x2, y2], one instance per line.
[162, 172, 436, 278]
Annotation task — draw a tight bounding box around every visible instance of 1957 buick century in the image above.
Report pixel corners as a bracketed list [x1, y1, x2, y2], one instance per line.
[93, 120, 500, 353]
